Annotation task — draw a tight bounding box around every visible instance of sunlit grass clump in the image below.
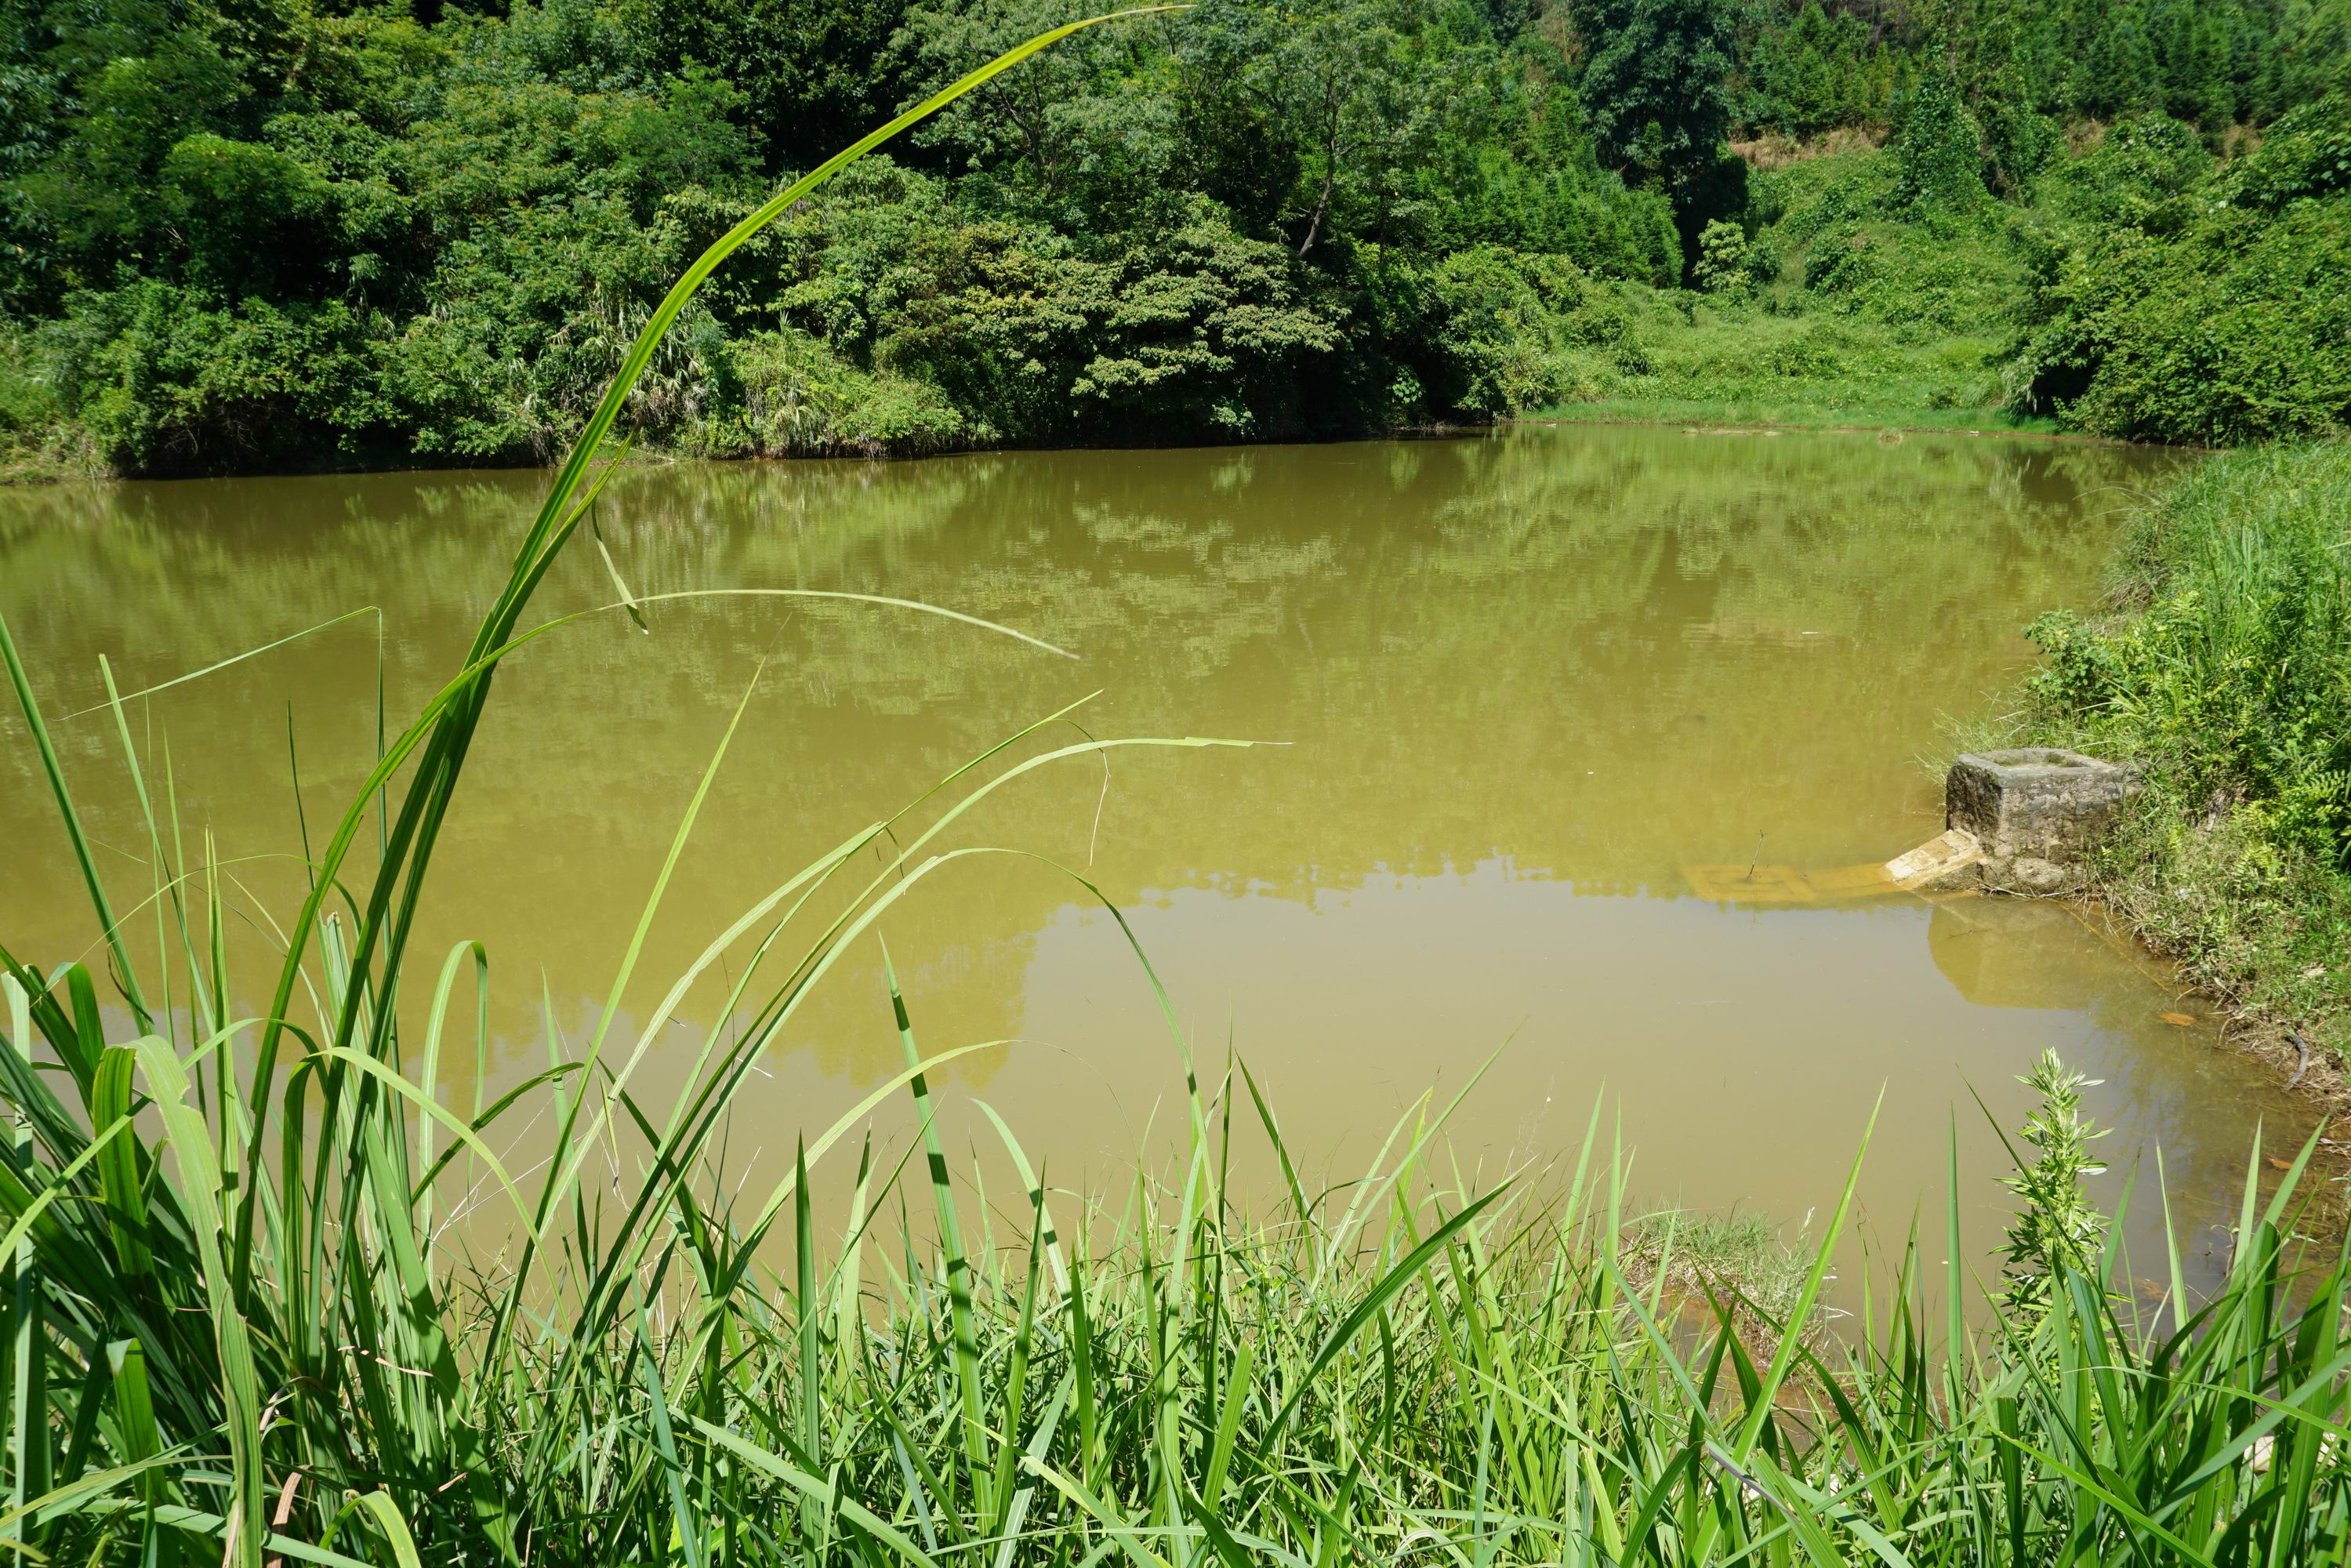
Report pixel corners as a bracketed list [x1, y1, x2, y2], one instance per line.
[2, 29, 2349, 1566]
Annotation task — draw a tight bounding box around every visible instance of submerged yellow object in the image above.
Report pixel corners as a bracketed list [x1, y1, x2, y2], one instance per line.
[1884, 828, 1983, 888]
[1684, 827, 1983, 904]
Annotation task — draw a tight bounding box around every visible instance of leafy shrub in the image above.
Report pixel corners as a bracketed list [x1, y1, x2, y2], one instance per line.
[2041, 114, 2210, 231]
[46, 279, 391, 472]
[1888, 70, 1986, 211]
[1738, 143, 2021, 336]
[2003, 110, 2351, 443]
[2000, 1051, 2108, 1320]
[158, 135, 336, 291]
[1427, 244, 1631, 414]
[1693, 216, 1751, 292]
[1753, 318, 1879, 378]
[2226, 90, 2351, 210]
[1978, 73, 2058, 197]
[845, 194, 1344, 441]
[2008, 200, 2351, 442]
[1428, 245, 1574, 414]
[727, 328, 973, 456]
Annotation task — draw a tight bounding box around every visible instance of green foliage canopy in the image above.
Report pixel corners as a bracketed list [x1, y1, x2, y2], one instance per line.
[1, 0, 2347, 473]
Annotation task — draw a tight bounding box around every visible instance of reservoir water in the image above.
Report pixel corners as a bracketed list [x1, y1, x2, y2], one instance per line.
[1, 425, 2308, 1294]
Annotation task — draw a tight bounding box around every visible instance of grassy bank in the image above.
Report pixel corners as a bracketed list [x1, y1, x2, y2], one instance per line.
[1523, 308, 2055, 434]
[1532, 399, 2052, 436]
[1529, 267, 2047, 436]
[2003, 441, 2351, 1073]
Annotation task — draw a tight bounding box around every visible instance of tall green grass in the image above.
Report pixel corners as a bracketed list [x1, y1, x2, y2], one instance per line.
[2, 30, 2349, 1565]
[2019, 441, 2351, 1060]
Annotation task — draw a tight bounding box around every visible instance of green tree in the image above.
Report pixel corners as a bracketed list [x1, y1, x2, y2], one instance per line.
[894, 0, 1185, 223]
[2149, 0, 2237, 131]
[613, 0, 911, 173]
[1964, 2, 2059, 191]
[1570, 0, 1743, 261]
[1177, 0, 1490, 258]
[158, 133, 334, 292]
[2067, 0, 2162, 118]
[1979, 67, 2057, 192]
[6, 24, 242, 296]
[1691, 214, 1750, 289]
[2258, 0, 2351, 121]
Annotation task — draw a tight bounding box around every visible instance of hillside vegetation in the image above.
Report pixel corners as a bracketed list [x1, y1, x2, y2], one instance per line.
[1555, 93, 2351, 436]
[2, 0, 2347, 477]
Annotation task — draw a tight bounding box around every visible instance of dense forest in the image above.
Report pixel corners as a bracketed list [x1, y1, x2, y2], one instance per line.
[1, 0, 2346, 476]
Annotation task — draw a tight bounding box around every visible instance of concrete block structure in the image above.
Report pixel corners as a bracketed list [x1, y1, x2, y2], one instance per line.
[1946, 748, 2139, 892]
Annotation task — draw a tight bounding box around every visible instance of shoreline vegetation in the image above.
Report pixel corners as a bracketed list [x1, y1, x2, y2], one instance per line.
[3, 18, 2351, 1565]
[1987, 442, 2351, 1112]
[4, 2, 2350, 483]
[1524, 405, 2060, 435]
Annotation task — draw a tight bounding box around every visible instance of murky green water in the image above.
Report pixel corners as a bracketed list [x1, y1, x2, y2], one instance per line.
[0, 426, 2304, 1290]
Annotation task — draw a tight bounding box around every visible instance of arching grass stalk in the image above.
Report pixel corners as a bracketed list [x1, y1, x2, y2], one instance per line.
[0, 14, 1189, 1563]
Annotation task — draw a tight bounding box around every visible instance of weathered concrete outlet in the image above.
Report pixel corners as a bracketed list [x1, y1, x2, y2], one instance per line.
[1679, 748, 2137, 903]
[1945, 747, 2139, 894]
